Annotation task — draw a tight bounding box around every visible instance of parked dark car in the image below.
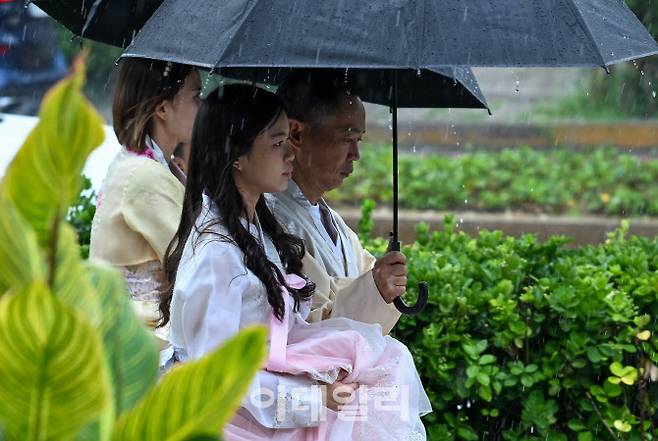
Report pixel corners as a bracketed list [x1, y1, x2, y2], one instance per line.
[0, 1, 68, 115]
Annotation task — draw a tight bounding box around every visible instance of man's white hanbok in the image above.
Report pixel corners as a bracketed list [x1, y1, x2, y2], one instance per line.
[267, 181, 401, 334]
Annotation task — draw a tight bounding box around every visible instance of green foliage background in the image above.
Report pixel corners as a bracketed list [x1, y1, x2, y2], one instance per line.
[358, 206, 658, 440]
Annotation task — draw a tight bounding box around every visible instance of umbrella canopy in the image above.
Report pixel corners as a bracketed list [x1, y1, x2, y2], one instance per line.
[123, 0, 658, 70]
[29, 0, 162, 47]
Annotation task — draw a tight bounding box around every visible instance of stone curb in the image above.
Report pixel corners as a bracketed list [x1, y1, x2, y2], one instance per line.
[366, 122, 658, 151]
[338, 208, 658, 246]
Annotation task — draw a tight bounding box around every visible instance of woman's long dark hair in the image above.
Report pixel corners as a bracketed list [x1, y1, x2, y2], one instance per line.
[159, 84, 314, 326]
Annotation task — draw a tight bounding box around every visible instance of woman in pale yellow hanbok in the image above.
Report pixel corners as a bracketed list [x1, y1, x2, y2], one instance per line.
[89, 57, 200, 364]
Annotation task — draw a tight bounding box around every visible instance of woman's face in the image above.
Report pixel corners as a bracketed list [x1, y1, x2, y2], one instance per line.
[161, 70, 202, 146]
[235, 111, 294, 196]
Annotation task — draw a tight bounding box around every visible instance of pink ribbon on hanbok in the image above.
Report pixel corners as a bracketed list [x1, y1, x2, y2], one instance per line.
[267, 273, 306, 371]
[127, 145, 156, 160]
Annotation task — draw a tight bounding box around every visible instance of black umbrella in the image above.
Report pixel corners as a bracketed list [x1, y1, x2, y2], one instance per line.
[122, 0, 658, 314]
[123, 0, 658, 69]
[29, 0, 162, 47]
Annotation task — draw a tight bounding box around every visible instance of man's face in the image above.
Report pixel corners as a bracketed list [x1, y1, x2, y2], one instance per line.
[295, 95, 366, 195]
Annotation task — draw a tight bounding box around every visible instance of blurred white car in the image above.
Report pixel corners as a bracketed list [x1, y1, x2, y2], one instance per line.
[0, 113, 121, 190]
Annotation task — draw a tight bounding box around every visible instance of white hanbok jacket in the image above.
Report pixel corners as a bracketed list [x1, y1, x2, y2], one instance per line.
[267, 181, 400, 334]
[169, 199, 322, 428]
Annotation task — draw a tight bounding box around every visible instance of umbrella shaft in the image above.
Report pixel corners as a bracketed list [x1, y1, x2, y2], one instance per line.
[392, 72, 399, 244]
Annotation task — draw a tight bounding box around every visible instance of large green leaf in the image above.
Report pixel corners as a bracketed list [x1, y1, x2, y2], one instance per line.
[0, 197, 43, 296]
[113, 326, 267, 441]
[0, 281, 111, 440]
[51, 224, 101, 325]
[87, 263, 159, 414]
[0, 58, 105, 245]
[75, 407, 113, 441]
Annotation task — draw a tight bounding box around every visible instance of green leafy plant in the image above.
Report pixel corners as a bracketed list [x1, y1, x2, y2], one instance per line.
[328, 146, 658, 217]
[359, 201, 658, 440]
[0, 58, 266, 440]
[67, 175, 96, 258]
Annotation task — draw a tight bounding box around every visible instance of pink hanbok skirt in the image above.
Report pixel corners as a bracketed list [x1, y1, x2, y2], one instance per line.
[223, 275, 432, 440]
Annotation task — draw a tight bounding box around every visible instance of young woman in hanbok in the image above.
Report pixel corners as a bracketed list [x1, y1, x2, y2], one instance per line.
[161, 84, 431, 440]
[90, 58, 200, 360]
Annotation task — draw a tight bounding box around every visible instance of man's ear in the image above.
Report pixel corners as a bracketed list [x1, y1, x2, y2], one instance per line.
[288, 118, 305, 151]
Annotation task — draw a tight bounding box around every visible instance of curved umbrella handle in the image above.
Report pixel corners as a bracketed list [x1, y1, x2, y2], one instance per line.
[388, 235, 428, 315]
[394, 281, 428, 315]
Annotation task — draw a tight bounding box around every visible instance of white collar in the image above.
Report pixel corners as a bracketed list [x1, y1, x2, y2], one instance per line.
[145, 136, 169, 167]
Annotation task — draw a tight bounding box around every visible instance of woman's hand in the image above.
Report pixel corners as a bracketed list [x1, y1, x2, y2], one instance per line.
[324, 380, 359, 412]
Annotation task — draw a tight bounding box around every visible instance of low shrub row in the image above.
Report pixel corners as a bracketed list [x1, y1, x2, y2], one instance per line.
[328, 146, 658, 217]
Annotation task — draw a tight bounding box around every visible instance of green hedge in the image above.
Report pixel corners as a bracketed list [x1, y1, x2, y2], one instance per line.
[328, 146, 658, 217]
[359, 206, 658, 440]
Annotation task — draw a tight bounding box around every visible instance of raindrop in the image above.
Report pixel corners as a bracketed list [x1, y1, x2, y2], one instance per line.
[652, 91, 656, 99]
[456, 404, 463, 410]
[412, 145, 416, 153]
[464, 199, 468, 204]
[514, 80, 520, 94]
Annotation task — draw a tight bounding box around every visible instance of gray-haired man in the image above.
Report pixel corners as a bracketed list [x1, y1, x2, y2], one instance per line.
[268, 71, 406, 334]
